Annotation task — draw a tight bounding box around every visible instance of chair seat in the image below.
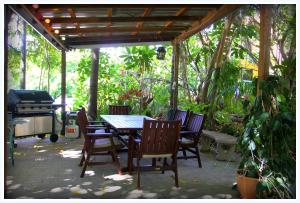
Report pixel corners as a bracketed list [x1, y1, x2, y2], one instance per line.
[94, 137, 122, 148]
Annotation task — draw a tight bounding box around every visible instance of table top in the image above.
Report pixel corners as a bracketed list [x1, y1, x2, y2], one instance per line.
[100, 115, 153, 130]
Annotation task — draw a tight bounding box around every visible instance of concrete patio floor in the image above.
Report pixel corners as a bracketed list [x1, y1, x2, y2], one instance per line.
[6, 135, 241, 199]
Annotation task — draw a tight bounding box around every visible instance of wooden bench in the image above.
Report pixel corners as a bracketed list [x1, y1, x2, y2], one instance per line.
[200, 130, 237, 161]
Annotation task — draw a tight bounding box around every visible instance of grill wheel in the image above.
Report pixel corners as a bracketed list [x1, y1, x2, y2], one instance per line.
[50, 134, 58, 142]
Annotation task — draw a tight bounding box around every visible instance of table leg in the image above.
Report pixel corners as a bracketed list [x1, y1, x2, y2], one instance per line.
[127, 130, 136, 174]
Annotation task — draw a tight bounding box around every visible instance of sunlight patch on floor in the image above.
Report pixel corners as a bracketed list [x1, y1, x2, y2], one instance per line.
[50, 187, 64, 193]
[8, 184, 21, 190]
[59, 149, 81, 158]
[103, 174, 133, 181]
[126, 189, 143, 198]
[82, 181, 92, 186]
[6, 180, 13, 185]
[35, 157, 45, 161]
[70, 185, 88, 195]
[84, 170, 95, 176]
[103, 186, 122, 193]
[64, 169, 73, 174]
[37, 150, 47, 153]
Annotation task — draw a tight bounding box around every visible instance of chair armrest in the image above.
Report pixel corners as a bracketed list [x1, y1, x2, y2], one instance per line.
[88, 121, 106, 126]
[87, 124, 106, 127]
[86, 126, 106, 130]
[180, 130, 197, 135]
[86, 132, 112, 139]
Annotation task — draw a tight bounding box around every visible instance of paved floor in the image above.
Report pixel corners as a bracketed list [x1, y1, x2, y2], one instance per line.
[6, 135, 241, 199]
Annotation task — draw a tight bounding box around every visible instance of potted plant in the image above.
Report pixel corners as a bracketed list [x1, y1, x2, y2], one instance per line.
[236, 75, 295, 198]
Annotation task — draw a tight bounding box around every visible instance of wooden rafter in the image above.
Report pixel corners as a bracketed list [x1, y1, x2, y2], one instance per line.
[173, 4, 242, 43]
[158, 7, 188, 34]
[106, 8, 113, 27]
[59, 26, 186, 35]
[68, 8, 81, 36]
[132, 8, 152, 36]
[50, 16, 201, 24]
[37, 4, 221, 9]
[65, 34, 175, 46]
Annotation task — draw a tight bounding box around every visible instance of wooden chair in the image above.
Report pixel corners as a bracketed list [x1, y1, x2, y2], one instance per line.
[172, 109, 190, 129]
[109, 105, 130, 115]
[134, 119, 181, 190]
[77, 108, 122, 178]
[108, 105, 130, 146]
[178, 112, 205, 168]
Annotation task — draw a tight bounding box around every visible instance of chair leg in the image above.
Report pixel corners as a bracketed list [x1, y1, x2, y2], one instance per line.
[80, 151, 91, 178]
[182, 148, 187, 160]
[137, 157, 141, 190]
[162, 158, 167, 174]
[152, 158, 156, 167]
[110, 151, 116, 162]
[173, 156, 179, 187]
[195, 145, 202, 168]
[79, 149, 85, 166]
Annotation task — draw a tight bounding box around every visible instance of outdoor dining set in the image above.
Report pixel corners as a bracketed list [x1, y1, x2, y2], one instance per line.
[77, 105, 205, 190]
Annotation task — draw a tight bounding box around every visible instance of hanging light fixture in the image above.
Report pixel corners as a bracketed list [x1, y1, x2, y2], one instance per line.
[156, 46, 166, 60]
[32, 4, 39, 9]
[44, 18, 51, 24]
[54, 29, 60, 34]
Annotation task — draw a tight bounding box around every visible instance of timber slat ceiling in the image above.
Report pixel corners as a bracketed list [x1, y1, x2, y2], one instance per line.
[9, 4, 242, 49]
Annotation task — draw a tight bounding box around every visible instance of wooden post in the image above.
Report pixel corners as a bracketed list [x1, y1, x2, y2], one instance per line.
[4, 5, 12, 197]
[20, 20, 26, 89]
[87, 48, 100, 120]
[61, 50, 66, 135]
[170, 42, 179, 109]
[257, 5, 272, 95]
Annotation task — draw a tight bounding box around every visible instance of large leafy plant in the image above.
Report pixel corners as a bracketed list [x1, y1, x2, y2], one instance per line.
[238, 75, 295, 198]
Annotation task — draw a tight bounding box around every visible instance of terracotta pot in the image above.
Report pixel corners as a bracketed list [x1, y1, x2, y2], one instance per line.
[237, 173, 259, 199]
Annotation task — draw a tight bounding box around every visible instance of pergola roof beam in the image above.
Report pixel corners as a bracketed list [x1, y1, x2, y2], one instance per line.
[51, 16, 201, 24]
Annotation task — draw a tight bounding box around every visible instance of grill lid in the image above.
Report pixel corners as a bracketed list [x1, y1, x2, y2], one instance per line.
[8, 89, 54, 112]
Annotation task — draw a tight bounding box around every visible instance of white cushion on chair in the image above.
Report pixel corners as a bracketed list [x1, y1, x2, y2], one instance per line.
[180, 137, 194, 144]
[142, 154, 172, 158]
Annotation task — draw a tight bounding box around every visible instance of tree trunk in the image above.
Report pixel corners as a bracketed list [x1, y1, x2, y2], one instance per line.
[170, 43, 180, 109]
[257, 5, 273, 95]
[180, 43, 192, 102]
[20, 20, 26, 89]
[201, 15, 234, 103]
[206, 14, 235, 128]
[87, 48, 100, 120]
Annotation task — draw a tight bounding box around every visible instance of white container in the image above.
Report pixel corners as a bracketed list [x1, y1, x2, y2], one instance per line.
[65, 124, 79, 138]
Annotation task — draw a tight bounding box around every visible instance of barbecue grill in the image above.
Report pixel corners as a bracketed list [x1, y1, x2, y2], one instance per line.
[8, 89, 63, 142]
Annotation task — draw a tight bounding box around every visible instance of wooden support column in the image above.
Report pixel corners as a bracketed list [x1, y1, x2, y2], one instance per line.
[87, 48, 100, 120]
[170, 42, 180, 109]
[61, 50, 66, 135]
[20, 21, 26, 89]
[4, 5, 13, 197]
[257, 5, 272, 95]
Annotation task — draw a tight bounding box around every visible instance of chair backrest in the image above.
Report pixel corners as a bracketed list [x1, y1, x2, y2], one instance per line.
[140, 119, 181, 157]
[109, 105, 130, 115]
[173, 109, 189, 126]
[185, 112, 205, 142]
[76, 108, 89, 135]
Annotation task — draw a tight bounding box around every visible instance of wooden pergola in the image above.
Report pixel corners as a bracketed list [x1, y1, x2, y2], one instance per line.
[6, 4, 241, 117]
[4, 4, 274, 196]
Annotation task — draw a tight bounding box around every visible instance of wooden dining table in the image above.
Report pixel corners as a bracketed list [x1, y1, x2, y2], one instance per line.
[100, 115, 153, 174]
